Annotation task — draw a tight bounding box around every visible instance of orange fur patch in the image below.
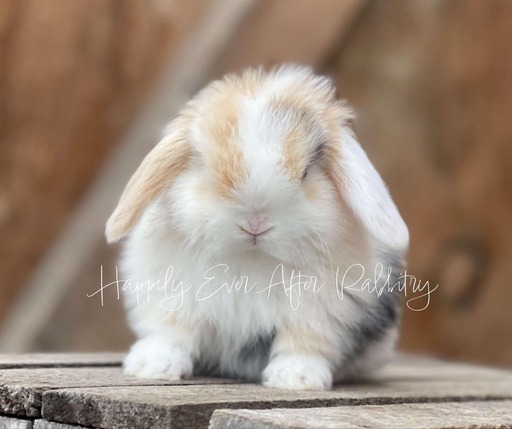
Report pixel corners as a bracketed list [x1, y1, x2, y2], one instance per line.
[276, 324, 334, 358]
[201, 90, 246, 198]
[271, 76, 353, 186]
[270, 94, 323, 182]
[183, 69, 267, 198]
[304, 179, 319, 200]
[282, 126, 309, 181]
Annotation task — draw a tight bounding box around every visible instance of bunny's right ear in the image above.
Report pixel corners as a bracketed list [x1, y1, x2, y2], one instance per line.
[329, 130, 409, 253]
[105, 119, 191, 243]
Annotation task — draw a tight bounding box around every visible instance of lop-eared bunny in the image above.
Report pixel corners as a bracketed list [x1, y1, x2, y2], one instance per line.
[106, 65, 408, 390]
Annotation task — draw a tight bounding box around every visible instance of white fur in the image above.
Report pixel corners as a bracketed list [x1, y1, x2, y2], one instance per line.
[124, 335, 193, 380]
[338, 133, 409, 252]
[112, 66, 408, 390]
[263, 355, 333, 390]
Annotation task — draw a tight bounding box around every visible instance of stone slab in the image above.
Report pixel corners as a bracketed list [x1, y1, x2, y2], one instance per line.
[0, 353, 124, 369]
[0, 367, 233, 418]
[209, 401, 512, 429]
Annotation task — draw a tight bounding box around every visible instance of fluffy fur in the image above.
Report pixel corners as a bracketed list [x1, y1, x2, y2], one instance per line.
[106, 65, 409, 390]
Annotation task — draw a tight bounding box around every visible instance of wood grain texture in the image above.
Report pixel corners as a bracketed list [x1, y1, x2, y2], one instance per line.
[0, 0, 208, 323]
[0, 353, 123, 369]
[209, 0, 367, 76]
[329, 0, 512, 366]
[40, 360, 512, 429]
[209, 401, 512, 429]
[0, 416, 32, 429]
[29, 248, 134, 352]
[0, 354, 509, 429]
[41, 382, 512, 429]
[34, 421, 86, 429]
[0, 367, 234, 418]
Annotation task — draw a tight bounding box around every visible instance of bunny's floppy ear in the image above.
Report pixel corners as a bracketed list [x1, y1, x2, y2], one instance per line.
[330, 131, 409, 253]
[105, 119, 190, 243]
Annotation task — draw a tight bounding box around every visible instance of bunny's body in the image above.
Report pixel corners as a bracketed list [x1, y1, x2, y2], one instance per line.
[107, 66, 408, 390]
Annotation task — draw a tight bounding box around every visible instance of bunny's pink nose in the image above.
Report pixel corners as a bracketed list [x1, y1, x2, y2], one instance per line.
[239, 214, 272, 240]
[240, 224, 272, 237]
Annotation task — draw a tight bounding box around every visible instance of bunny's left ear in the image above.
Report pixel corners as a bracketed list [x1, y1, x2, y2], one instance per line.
[105, 119, 191, 243]
[329, 131, 409, 253]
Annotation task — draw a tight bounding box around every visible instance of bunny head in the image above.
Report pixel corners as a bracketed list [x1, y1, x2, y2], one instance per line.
[106, 65, 408, 267]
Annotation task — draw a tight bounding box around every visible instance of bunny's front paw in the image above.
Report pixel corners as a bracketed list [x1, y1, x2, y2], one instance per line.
[262, 355, 333, 390]
[124, 336, 193, 380]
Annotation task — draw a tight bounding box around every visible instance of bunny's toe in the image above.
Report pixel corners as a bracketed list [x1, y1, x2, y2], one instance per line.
[123, 335, 193, 380]
[262, 354, 332, 390]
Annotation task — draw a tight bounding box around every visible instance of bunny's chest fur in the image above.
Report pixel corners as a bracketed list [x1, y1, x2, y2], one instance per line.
[120, 229, 400, 382]
[124, 253, 336, 330]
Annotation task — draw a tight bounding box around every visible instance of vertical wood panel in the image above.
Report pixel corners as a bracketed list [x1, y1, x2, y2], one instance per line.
[0, 0, 208, 320]
[330, 0, 512, 365]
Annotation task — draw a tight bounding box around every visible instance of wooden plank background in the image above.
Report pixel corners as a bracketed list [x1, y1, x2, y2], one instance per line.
[1, 354, 511, 429]
[0, 0, 207, 318]
[0, 0, 511, 369]
[330, 0, 512, 365]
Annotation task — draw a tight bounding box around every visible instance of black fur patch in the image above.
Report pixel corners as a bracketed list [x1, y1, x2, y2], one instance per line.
[234, 330, 275, 382]
[238, 331, 274, 363]
[194, 330, 275, 382]
[341, 252, 404, 362]
[193, 358, 221, 378]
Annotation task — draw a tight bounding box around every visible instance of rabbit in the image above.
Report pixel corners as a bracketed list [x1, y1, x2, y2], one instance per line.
[105, 65, 409, 391]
